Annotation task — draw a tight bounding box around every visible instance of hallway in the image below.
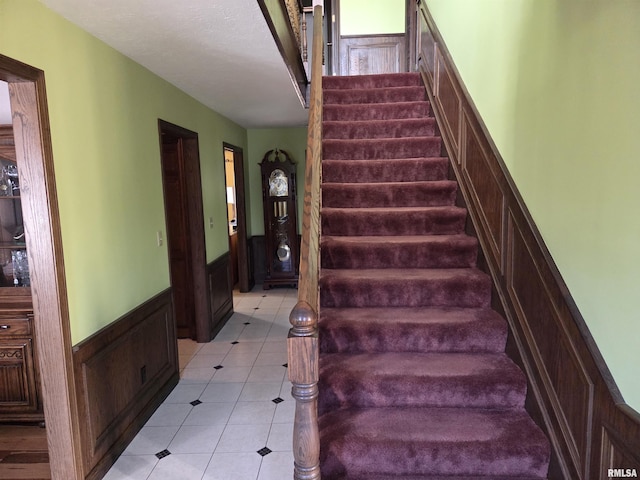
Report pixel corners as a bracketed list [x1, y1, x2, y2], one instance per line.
[104, 287, 296, 480]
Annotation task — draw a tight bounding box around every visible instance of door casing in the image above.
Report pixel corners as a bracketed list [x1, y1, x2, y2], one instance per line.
[158, 120, 211, 342]
[0, 54, 83, 479]
[223, 142, 252, 293]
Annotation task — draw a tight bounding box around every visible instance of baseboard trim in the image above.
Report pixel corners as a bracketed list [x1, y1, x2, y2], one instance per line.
[417, 2, 640, 479]
[72, 289, 178, 480]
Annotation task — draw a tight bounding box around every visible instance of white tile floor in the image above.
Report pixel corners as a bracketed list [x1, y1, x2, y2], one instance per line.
[104, 287, 298, 480]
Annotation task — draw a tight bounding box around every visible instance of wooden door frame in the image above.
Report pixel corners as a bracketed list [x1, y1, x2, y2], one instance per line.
[0, 56, 84, 479]
[158, 120, 211, 343]
[223, 142, 252, 293]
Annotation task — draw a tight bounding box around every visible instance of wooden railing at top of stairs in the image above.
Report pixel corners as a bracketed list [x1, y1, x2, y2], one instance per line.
[287, 4, 323, 480]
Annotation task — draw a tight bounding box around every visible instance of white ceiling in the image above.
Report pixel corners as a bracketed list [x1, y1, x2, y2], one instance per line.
[23, 0, 309, 128]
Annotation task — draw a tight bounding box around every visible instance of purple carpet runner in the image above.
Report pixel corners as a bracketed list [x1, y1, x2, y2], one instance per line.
[318, 73, 550, 479]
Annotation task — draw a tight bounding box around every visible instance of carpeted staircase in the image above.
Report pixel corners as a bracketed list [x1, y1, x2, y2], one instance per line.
[318, 73, 550, 479]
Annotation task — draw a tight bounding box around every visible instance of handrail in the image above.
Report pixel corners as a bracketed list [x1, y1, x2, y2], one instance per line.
[257, 0, 309, 106]
[288, 5, 323, 480]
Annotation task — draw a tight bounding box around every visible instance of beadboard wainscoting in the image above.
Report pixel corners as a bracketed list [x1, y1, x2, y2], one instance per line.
[416, 3, 640, 480]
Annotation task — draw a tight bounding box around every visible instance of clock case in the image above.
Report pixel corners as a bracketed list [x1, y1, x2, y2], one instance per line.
[259, 149, 299, 289]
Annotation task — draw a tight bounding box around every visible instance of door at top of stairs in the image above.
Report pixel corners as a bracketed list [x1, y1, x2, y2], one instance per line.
[332, 0, 408, 76]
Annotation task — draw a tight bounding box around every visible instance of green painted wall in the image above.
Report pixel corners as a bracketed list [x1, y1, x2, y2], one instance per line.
[426, 0, 640, 410]
[247, 127, 308, 236]
[0, 0, 248, 343]
[340, 0, 405, 35]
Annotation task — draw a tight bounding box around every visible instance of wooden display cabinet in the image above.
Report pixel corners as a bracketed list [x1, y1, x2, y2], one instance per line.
[0, 125, 42, 422]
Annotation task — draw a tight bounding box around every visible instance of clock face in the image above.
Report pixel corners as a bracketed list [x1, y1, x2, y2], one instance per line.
[268, 169, 288, 197]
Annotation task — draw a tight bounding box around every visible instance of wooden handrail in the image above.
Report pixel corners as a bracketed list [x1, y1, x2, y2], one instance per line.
[288, 5, 323, 480]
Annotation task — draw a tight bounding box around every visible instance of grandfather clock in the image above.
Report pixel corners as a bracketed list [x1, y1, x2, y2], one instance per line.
[260, 149, 299, 289]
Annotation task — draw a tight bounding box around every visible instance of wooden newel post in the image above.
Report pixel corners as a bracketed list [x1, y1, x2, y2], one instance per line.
[288, 300, 321, 480]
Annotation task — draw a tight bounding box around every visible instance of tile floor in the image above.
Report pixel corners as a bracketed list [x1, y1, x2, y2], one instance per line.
[104, 287, 298, 480]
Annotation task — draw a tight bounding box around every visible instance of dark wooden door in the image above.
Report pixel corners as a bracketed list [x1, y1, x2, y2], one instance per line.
[161, 136, 195, 338]
[224, 143, 253, 292]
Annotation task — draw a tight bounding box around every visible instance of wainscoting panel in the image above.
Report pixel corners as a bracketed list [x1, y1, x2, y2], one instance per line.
[73, 289, 178, 480]
[418, 7, 436, 91]
[339, 34, 406, 76]
[462, 114, 504, 269]
[507, 213, 594, 475]
[207, 253, 234, 339]
[251, 235, 267, 286]
[416, 1, 640, 479]
[434, 52, 460, 158]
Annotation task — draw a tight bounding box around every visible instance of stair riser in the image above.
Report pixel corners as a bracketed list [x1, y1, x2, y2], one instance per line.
[323, 119, 436, 139]
[324, 102, 431, 121]
[319, 319, 507, 354]
[323, 137, 442, 160]
[321, 209, 466, 236]
[323, 73, 422, 89]
[320, 436, 550, 478]
[318, 368, 526, 415]
[320, 275, 491, 309]
[322, 158, 448, 183]
[322, 182, 457, 208]
[319, 408, 550, 478]
[324, 86, 426, 105]
[321, 243, 477, 269]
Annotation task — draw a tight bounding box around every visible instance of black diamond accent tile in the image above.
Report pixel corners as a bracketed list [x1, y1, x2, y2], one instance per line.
[231, 341, 239, 345]
[156, 449, 171, 459]
[214, 365, 224, 370]
[282, 363, 288, 368]
[190, 399, 202, 406]
[272, 397, 284, 404]
[257, 447, 272, 457]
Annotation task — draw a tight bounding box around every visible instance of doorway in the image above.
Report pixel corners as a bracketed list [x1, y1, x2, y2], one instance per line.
[223, 143, 252, 293]
[158, 120, 211, 342]
[0, 55, 83, 479]
[330, 0, 411, 75]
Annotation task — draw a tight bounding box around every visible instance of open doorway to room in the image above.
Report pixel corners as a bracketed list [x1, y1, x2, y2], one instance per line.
[224, 147, 239, 287]
[222, 143, 252, 292]
[158, 120, 211, 342]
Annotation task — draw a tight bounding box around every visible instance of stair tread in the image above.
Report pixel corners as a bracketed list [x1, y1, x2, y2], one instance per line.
[320, 305, 504, 322]
[319, 352, 527, 411]
[320, 407, 550, 478]
[335, 474, 548, 480]
[322, 233, 476, 244]
[322, 180, 456, 188]
[322, 205, 466, 213]
[321, 267, 489, 278]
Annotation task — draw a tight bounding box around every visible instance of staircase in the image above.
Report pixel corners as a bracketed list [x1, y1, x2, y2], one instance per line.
[318, 73, 550, 479]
